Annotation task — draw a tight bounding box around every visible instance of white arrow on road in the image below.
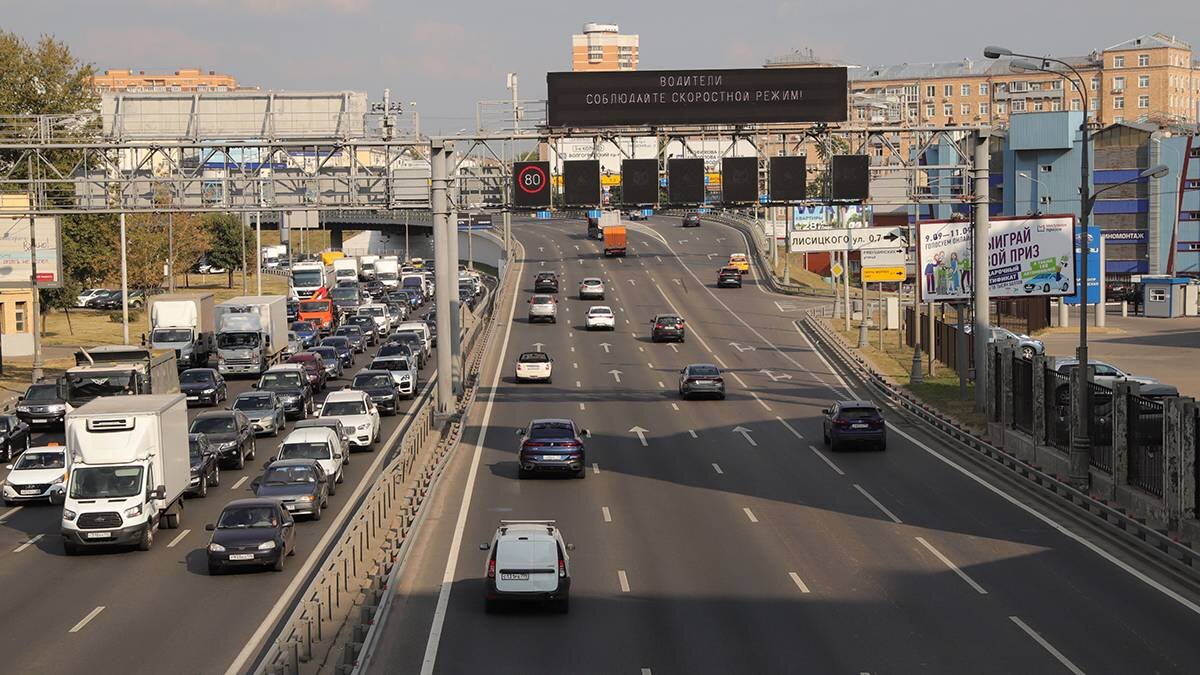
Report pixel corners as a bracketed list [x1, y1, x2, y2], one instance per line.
[600, 343, 612, 353]
[733, 426, 757, 447]
[574, 245, 580, 250]
[678, 240, 689, 244]
[609, 369, 623, 383]
[669, 344, 678, 353]
[716, 237, 726, 243]
[539, 247, 544, 252]
[627, 279, 636, 286]
[759, 369, 792, 382]
[729, 342, 757, 353]
[540, 261, 545, 266]
[533, 343, 545, 352]
[629, 426, 649, 446]
[707, 253, 719, 260]
[655, 256, 663, 263]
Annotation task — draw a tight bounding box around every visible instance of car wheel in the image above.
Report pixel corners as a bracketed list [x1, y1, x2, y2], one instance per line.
[271, 423, 280, 438]
[198, 474, 209, 498]
[211, 465, 221, 487]
[273, 553, 286, 572]
[247, 442, 256, 461]
[823, 430, 830, 446]
[311, 501, 322, 521]
[328, 480, 337, 496]
[1021, 345, 1035, 360]
[575, 467, 586, 479]
[234, 450, 245, 471]
[63, 540, 78, 556]
[138, 523, 154, 551]
[1043, 283, 1050, 293]
[879, 438, 887, 451]
[718, 393, 726, 400]
[336, 469, 344, 484]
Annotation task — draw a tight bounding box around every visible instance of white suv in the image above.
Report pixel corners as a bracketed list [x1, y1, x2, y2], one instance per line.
[316, 389, 381, 450]
[481, 520, 574, 613]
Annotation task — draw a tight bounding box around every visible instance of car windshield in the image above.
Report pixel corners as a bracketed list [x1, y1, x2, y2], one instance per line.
[262, 465, 317, 486]
[519, 352, 550, 363]
[291, 322, 315, 333]
[217, 506, 279, 529]
[839, 407, 880, 420]
[532, 296, 552, 304]
[218, 332, 260, 349]
[360, 306, 384, 316]
[688, 366, 720, 378]
[322, 338, 349, 349]
[372, 358, 411, 371]
[378, 344, 408, 358]
[588, 308, 612, 316]
[191, 416, 236, 434]
[330, 287, 358, 300]
[657, 316, 681, 324]
[70, 466, 143, 499]
[529, 422, 574, 439]
[311, 347, 337, 360]
[188, 439, 207, 460]
[349, 317, 373, 328]
[354, 374, 393, 389]
[65, 372, 135, 402]
[234, 395, 273, 412]
[179, 370, 215, 384]
[582, 278, 601, 285]
[259, 373, 304, 389]
[14, 451, 65, 470]
[151, 328, 192, 343]
[23, 384, 59, 402]
[300, 301, 329, 313]
[336, 327, 361, 336]
[322, 400, 367, 416]
[280, 442, 331, 461]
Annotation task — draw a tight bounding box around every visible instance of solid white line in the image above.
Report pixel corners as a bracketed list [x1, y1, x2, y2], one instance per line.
[729, 372, 746, 387]
[69, 606, 105, 633]
[166, 528, 192, 549]
[602, 506, 612, 523]
[776, 416, 804, 440]
[642, 669, 653, 675]
[0, 506, 23, 523]
[713, 354, 728, 368]
[915, 536, 988, 594]
[853, 484, 903, 524]
[1009, 616, 1086, 675]
[419, 248, 524, 675]
[743, 507, 759, 523]
[688, 430, 698, 438]
[618, 569, 631, 592]
[712, 463, 724, 474]
[808, 444, 845, 476]
[670, 403, 679, 411]
[592, 462, 600, 475]
[751, 392, 773, 411]
[789, 572, 811, 593]
[13, 533, 43, 553]
[231, 476, 248, 490]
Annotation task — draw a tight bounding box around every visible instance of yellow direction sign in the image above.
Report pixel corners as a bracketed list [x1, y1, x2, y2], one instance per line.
[862, 267, 905, 282]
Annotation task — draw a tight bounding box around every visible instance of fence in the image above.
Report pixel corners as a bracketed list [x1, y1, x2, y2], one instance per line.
[1128, 394, 1165, 497]
[1013, 356, 1034, 434]
[904, 298, 1051, 374]
[1045, 369, 1071, 450]
[1088, 382, 1115, 472]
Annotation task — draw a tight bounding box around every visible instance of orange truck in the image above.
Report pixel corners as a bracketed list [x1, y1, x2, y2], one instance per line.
[298, 290, 336, 333]
[603, 225, 627, 257]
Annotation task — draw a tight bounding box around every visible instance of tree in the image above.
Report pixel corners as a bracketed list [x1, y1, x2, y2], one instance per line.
[205, 214, 248, 288]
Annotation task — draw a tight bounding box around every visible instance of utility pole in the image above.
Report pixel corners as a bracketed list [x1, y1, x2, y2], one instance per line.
[911, 213, 924, 384]
[120, 212, 130, 345]
[29, 212, 43, 382]
[241, 212, 248, 295]
[431, 140, 454, 414]
[255, 210, 262, 296]
[167, 213, 175, 292]
[447, 150, 463, 397]
[972, 129, 992, 413]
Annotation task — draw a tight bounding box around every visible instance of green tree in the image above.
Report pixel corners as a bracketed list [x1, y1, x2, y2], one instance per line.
[205, 213, 248, 288]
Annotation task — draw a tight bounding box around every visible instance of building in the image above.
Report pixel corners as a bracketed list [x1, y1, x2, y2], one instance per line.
[571, 23, 638, 72]
[92, 68, 252, 93]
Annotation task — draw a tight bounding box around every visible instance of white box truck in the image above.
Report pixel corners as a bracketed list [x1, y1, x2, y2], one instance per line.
[61, 394, 190, 554]
[146, 293, 216, 368]
[360, 254, 379, 281]
[376, 258, 400, 288]
[214, 295, 288, 375]
[63, 346, 180, 409]
[291, 261, 329, 299]
[332, 257, 359, 285]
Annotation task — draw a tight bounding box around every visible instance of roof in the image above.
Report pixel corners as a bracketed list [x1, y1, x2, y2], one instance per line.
[281, 426, 339, 443]
[850, 55, 1100, 83]
[323, 389, 370, 402]
[223, 498, 282, 509]
[72, 393, 185, 415]
[194, 409, 239, 419]
[837, 400, 878, 408]
[1106, 33, 1191, 51]
[265, 457, 324, 468]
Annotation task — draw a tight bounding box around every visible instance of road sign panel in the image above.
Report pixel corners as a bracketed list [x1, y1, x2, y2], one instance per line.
[789, 227, 905, 253]
[862, 267, 905, 282]
[831, 262, 844, 277]
[860, 246, 906, 267]
[513, 161, 551, 208]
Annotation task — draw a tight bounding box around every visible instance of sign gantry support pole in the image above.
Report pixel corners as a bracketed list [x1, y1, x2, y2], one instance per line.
[446, 151, 463, 397]
[431, 140, 455, 414]
[972, 129, 992, 412]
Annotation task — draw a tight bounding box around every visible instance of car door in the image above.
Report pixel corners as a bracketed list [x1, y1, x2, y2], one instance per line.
[279, 506, 296, 551]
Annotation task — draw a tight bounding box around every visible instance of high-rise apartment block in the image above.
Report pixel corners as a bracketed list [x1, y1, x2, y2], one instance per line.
[571, 23, 639, 72]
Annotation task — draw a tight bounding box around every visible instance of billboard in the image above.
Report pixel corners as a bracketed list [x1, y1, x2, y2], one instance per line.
[789, 227, 906, 253]
[0, 216, 62, 289]
[917, 215, 1076, 302]
[547, 67, 848, 127]
[562, 160, 601, 206]
[791, 205, 871, 231]
[546, 136, 657, 175]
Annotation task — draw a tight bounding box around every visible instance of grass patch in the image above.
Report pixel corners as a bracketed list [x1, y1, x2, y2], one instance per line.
[0, 356, 76, 401]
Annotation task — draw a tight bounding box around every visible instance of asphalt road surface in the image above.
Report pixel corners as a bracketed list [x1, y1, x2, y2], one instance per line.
[367, 215, 1200, 675]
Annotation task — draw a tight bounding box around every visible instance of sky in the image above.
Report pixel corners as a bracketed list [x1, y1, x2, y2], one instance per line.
[3, 0, 1197, 133]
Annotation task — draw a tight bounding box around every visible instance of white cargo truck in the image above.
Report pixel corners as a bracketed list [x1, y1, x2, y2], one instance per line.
[146, 293, 216, 368]
[359, 254, 379, 281]
[376, 258, 400, 288]
[214, 296, 289, 375]
[61, 394, 190, 554]
[291, 261, 329, 299]
[333, 257, 359, 285]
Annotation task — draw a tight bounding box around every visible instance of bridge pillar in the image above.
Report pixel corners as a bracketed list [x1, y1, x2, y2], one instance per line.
[329, 228, 344, 251]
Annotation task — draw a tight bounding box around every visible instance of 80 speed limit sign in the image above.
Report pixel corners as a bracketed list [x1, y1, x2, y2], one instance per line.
[513, 161, 551, 208]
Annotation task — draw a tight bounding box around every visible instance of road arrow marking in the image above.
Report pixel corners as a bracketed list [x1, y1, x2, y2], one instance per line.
[627, 279, 636, 285]
[672, 278, 681, 286]
[678, 240, 689, 244]
[733, 426, 757, 447]
[609, 369, 623, 383]
[533, 342, 544, 352]
[629, 426, 648, 446]
[707, 253, 719, 260]
[759, 369, 792, 382]
[669, 344, 678, 353]
[728, 341, 757, 353]
[600, 343, 611, 353]
[715, 237, 726, 243]
[539, 247, 544, 252]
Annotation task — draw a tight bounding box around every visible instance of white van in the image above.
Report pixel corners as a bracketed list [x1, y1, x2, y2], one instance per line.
[481, 520, 574, 613]
[272, 426, 345, 493]
[395, 321, 432, 354]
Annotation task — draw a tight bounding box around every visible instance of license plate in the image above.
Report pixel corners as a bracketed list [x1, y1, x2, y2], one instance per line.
[85, 531, 112, 539]
[187, 396, 199, 401]
[542, 455, 562, 461]
[500, 573, 529, 581]
[31, 419, 48, 424]
[284, 503, 297, 510]
[20, 489, 39, 495]
[228, 553, 255, 561]
[851, 423, 869, 429]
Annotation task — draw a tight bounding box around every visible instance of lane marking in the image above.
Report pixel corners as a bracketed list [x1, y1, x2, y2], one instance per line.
[776, 416, 804, 440]
[808, 445, 845, 476]
[579, 403, 586, 411]
[69, 606, 105, 633]
[573, 362, 578, 369]
[602, 506, 612, 523]
[688, 430, 698, 438]
[1009, 616, 1086, 675]
[0, 506, 23, 523]
[231, 476, 248, 490]
[592, 462, 600, 475]
[916, 536, 987, 595]
[853, 484, 903, 524]
[618, 570, 631, 593]
[166, 528, 192, 549]
[657, 381, 665, 388]
[669, 344, 678, 353]
[751, 391, 773, 411]
[642, 669, 652, 675]
[713, 354, 729, 368]
[13, 533, 43, 553]
[743, 507, 759, 523]
[575, 381, 582, 388]
[647, 363, 654, 369]
[729, 372, 747, 387]
[637, 345, 643, 351]
[789, 572, 811, 593]
[570, 346, 575, 353]
[712, 463, 724, 474]
[670, 403, 679, 411]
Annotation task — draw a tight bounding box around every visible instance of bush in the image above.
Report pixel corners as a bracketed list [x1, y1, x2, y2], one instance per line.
[108, 309, 142, 323]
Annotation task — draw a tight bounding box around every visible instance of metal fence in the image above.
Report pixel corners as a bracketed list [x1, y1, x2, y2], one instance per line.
[992, 352, 1003, 423]
[1012, 356, 1034, 434]
[1088, 382, 1114, 473]
[1045, 368, 1072, 450]
[1127, 394, 1165, 496]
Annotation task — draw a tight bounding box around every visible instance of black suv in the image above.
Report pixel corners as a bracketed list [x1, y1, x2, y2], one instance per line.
[717, 267, 743, 288]
[351, 370, 402, 416]
[682, 213, 701, 227]
[822, 400, 886, 451]
[534, 272, 559, 293]
[189, 410, 256, 469]
[650, 314, 686, 343]
[255, 369, 315, 420]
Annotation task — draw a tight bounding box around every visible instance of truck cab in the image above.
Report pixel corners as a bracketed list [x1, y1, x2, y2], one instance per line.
[147, 294, 215, 369]
[299, 298, 337, 333]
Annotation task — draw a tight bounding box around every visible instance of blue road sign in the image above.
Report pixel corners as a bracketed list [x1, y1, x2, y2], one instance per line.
[587, 209, 601, 218]
[1063, 226, 1101, 305]
[535, 210, 552, 220]
[760, 195, 770, 204]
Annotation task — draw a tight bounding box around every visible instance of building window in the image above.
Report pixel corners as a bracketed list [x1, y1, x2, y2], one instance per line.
[1051, 100, 1062, 111]
[979, 82, 989, 96]
[1040, 164, 1053, 173]
[1033, 100, 1044, 112]
[1139, 75, 1150, 88]
[1010, 81, 1028, 93]
[1139, 95, 1150, 108]
[1029, 81, 1042, 91]
[1138, 53, 1150, 67]
[1090, 99, 1099, 111]
[1071, 98, 1082, 111]
[1091, 77, 1099, 91]
[1049, 79, 1062, 90]
[926, 85, 936, 98]
[925, 103, 935, 118]
[979, 102, 990, 115]
[961, 103, 971, 116]
[1012, 100, 1026, 112]
[996, 82, 1008, 93]
[1114, 96, 1125, 109]
[996, 102, 1007, 114]
[1114, 55, 1125, 68]
[1113, 76, 1125, 91]
[961, 83, 970, 96]
[943, 103, 953, 117]
[13, 302, 26, 332]
[1115, 115, 1124, 123]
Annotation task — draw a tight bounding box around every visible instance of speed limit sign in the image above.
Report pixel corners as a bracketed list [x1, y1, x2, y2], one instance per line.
[513, 161, 551, 208]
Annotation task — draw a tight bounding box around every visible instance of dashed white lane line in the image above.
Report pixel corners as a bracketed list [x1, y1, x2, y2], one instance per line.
[853, 484, 903, 524]
[647, 363, 654, 369]
[69, 606, 105, 633]
[579, 403, 586, 411]
[688, 430, 698, 438]
[751, 391, 772, 411]
[657, 381, 665, 388]
[669, 344, 678, 353]
[602, 506, 612, 523]
[167, 528, 192, 548]
[713, 354, 729, 368]
[0, 506, 23, 523]
[1009, 616, 1086, 675]
[642, 669, 652, 675]
[568, 332, 574, 338]
[729, 372, 747, 387]
[231, 476, 248, 490]
[712, 463, 724, 474]
[637, 345, 643, 351]
[670, 403, 679, 411]
[618, 570, 631, 593]
[808, 445, 846, 476]
[573, 362, 578, 369]
[575, 381, 582, 388]
[570, 346, 575, 353]
[776, 416, 803, 440]
[625, 319, 631, 324]
[789, 572, 812, 593]
[13, 534, 43, 553]
[592, 462, 600, 475]
[743, 507, 759, 523]
[915, 536, 988, 595]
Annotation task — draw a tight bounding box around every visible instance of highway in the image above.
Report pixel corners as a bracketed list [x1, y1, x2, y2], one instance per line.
[0, 309, 440, 674]
[368, 215, 1200, 674]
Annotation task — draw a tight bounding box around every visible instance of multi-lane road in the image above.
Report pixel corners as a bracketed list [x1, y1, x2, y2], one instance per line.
[0, 309, 439, 674]
[368, 215, 1200, 674]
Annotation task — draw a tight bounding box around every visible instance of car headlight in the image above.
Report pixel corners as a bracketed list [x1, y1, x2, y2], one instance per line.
[202, 388, 216, 394]
[52, 474, 66, 485]
[15, 405, 30, 413]
[63, 508, 77, 521]
[47, 404, 66, 413]
[357, 423, 371, 431]
[124, 504, 143, 518]
[379, 393, 395, 400]
[208, 543, 226, 552]
[257, 540, 277, 551]
[218, 441, 238, 450]
[296, 495, 315, 502]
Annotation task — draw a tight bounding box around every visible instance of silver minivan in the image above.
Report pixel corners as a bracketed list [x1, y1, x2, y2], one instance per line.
[527, 295, 557, 323]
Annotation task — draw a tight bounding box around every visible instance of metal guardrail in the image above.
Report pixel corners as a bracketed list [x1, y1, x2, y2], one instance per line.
[801, 306, 1200, 578]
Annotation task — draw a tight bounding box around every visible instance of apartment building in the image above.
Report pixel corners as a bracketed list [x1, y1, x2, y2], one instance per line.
[571, 23, 639, 72]
[92, 68, 252, 93]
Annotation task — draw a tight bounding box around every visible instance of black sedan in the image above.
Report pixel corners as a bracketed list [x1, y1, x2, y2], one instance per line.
[682, 213, 701, 227]
[0, 414, 32, 462]
[717, 267, 743, 288]
[180, 368, 227, 406]
[344, 315, 379, 345]
[206, 499, 296, 574]
[189, 411, 255, 469]
[320, 336, 355, 369]
[351, 370, 402, 416]
[650, 314, 686, 343]
[14, 383, 67, 428]
[678, 363, 726, 400]
[251, 459, 330, 520]
[334, 325, 367, 353]
[187, 433, 221, 498]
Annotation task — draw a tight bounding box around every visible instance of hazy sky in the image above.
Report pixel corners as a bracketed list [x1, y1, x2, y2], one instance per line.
[4, 0, 1195, 132]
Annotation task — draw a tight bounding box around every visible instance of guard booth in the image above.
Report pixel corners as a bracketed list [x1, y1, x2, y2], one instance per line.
[1141, 277, 1189, 318]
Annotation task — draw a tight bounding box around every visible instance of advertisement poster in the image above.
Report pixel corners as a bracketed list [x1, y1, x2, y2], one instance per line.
[790, 205, 872, 231]
[917, 215, 1076, 302]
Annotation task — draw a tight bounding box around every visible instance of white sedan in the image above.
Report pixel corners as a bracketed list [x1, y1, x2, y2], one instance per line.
[515, 351, 553, 383]
[585, 306, 615, 331]
[317, 389, 381, 449]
